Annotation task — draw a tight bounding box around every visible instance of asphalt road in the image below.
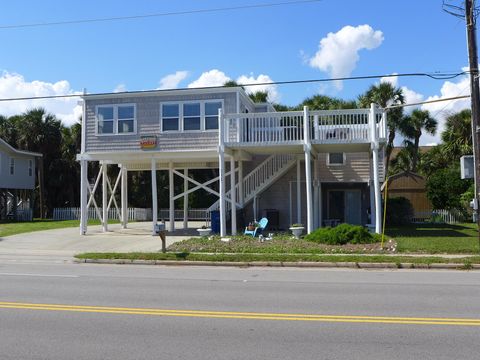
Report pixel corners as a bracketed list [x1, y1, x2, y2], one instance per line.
[1, 262, 479, 360]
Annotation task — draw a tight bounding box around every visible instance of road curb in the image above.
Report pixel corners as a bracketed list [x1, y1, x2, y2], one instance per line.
[74, 258, 480, 270]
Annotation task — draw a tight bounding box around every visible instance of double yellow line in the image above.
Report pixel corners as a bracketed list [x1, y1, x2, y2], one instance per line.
[1, 301, 479, 327]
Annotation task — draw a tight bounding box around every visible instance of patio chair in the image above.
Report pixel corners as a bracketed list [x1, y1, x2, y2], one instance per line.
[244, 217, 268, 237]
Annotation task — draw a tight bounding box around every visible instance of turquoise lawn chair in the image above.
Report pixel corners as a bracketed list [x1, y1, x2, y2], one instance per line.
[244, 217, 268, 237]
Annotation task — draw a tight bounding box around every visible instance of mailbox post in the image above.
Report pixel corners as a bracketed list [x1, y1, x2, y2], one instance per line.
[154, 223, 166, 253]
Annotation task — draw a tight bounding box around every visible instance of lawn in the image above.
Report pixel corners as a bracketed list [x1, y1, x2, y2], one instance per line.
[167, 233, 385, 255]
[0, 219, 104, 238]
[385, 223, 480, 254]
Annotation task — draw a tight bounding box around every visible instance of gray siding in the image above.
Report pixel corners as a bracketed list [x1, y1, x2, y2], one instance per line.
[0, 150, 36, 189]
[85, 92, 238, 153]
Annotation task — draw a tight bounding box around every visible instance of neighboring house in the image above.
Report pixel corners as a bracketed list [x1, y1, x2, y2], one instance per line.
[0, 138, 42, 221]
[77, 87, 386, 236]
[382, 171, 432, 220]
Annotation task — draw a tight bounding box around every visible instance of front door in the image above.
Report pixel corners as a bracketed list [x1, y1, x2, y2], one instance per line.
[327, 189, 362, 225]
[345, 190, 362, 225]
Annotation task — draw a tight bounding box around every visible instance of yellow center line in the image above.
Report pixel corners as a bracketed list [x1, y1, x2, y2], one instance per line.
[0, 301, 479, 327]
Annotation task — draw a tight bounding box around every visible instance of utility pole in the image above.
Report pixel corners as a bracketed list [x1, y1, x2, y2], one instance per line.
[465, 0, 480, 248]
[444, 0, 480, 249]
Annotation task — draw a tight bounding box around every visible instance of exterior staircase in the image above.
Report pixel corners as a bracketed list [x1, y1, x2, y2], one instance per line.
[208, 154, 297, 212]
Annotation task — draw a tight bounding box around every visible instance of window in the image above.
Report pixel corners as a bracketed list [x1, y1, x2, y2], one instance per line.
[118, 106, 135, 134]
[183, 103, 201, 131]
[162, 104, 180, 131]
[28, 159, 33, 177]
[9, 158, 14, 175]
[97, 106, 114, 134]
[161, 100, 223, 132]
[328, 153, 345, 166]
[96, 104, 136, 135]
[205, 102, 222, 130]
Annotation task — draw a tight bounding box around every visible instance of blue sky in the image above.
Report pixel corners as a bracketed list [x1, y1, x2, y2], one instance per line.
[0, 0, 472, 144]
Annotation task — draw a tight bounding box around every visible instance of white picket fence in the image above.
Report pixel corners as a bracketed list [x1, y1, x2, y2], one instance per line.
[411, 209, 465, 224]
[53, 207, 209, 221]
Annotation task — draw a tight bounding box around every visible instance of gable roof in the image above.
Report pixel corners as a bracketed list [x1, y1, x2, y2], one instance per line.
[381, 171, 425, 191]
[0, 138, 42, 157]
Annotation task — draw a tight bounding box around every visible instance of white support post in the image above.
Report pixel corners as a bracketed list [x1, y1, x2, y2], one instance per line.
[121, 165, 128, 229]
[296, 159, 301, 224]
[169, 162, 175, 232]
[218, 108, 227, 237]
[369, 178, 376, 226]
[151, 159, 158, 235]
[313, 159, 319, 229]
[102, 163, 108, 232]
[370, 103, 382, 234]
[238, 161, 244, 207]
[230, 157, 237, 235]
[304, 106, 313, 234]
[80, 160, 88, 235]
[183, 168, 188, 229]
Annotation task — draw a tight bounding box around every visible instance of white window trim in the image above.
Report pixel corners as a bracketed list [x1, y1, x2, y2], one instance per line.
[95, 103, 137, 136]
[160, 100, 224, 133]
[326, 152, 346, 166]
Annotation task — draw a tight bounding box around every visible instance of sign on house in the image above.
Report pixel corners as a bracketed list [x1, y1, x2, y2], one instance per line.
[140, 136, 157, 150]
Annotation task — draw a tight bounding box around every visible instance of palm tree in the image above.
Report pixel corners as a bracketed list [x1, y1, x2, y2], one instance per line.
[401, 109, 437, 172]
[249, 91, 269, 103]
[389, 141, 415, 175]
[359, 82, 405, 174]
[441, 109, 472, 161]
[298, 94, 357, 110]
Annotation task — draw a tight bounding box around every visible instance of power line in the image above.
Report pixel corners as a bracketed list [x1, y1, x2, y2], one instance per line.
[0, 0, 323, 30]
[386, 95, 470, 110]
[0, 71, 469, 103]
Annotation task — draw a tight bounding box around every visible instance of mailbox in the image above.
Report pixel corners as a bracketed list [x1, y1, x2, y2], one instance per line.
[154, 223, 165, 234]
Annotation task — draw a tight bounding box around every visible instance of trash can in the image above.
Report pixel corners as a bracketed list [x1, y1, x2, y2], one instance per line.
[211, 210, 220, 234]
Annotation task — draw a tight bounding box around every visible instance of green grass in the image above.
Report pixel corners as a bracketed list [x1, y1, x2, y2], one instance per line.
[75, 252, 480, 267]
[0, 219, 105, 237]
[385, 223, 480, 254]
[167, 234, 382, 254]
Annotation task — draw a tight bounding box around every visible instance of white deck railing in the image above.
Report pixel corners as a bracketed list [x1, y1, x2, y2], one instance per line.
[224, 111, 304, 144]
[312, 109, 370, 143]
[223, 107, 386, 146]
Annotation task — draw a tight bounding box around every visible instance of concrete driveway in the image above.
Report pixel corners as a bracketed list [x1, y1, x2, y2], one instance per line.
[0, 221, 202, 263]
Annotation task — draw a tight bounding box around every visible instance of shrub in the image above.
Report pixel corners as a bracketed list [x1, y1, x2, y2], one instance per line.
[385, 197, 414, 226]
[304, 223, 378, 245]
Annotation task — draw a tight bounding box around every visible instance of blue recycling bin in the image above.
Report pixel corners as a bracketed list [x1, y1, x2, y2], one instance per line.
[211, 210, 220, 234]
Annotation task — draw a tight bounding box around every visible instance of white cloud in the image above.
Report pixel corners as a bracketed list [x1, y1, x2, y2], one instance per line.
[309, 24, 384, 90]
[158, 70, 189, 90]
[188, 70, 281, 102]
[380, 73, 398, 88]
[237, 74, 280, 103]
[0, 71, 82, 126]
[419, 75, 470, 145]
[188, 69, 230, 88]
[113, 83, 127, 93]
